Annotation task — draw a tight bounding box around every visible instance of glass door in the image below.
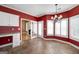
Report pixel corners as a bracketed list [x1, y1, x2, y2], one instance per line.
[31, 21, 37, 38]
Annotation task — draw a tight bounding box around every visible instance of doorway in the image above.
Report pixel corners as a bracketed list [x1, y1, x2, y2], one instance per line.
[31, 21, 43, 38]
[21, 18, 31, 41]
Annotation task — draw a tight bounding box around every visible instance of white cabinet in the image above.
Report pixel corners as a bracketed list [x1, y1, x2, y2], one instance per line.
[0, 33, 21, 48]
[0, 11, 10, 26]
[0, 11, 19, 26]
[9, 14, 19, 26]
[13, 33, 21, 47]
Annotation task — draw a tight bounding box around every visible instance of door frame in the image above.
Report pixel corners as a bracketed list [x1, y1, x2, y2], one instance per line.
[20, 18, 31, 41]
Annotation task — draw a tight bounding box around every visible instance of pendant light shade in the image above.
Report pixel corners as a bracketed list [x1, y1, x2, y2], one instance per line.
[54, 15, 57, 18]
[51, 16, 53, 19]
[58, 14, 63, 19]
[53, 4, 63, 22]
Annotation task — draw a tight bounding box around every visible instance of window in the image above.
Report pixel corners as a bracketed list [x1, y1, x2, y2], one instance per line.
[70, 15, 79, 41]
[55, 21, 61, 36]
[61, 18, 68, 37]
[47, 20, 54, 35]
[55, 18, 68, 37]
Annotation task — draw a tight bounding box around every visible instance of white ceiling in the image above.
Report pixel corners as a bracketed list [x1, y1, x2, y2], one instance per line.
[1, 4, 78, 17]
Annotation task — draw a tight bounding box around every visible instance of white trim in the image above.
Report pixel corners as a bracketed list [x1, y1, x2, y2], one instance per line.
[43, 38, 79, 49]
[0, 43, 12, 48]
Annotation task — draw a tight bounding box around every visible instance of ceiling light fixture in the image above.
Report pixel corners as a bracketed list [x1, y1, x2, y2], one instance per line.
[51, 4, 63, 22]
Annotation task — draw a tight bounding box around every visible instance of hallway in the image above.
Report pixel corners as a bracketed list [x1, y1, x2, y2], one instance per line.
[0, 38, 79, 54]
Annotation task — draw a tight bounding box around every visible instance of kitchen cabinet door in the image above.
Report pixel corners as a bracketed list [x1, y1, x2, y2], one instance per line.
[0, 11, 10, 26]
[9, 14, 19, 26]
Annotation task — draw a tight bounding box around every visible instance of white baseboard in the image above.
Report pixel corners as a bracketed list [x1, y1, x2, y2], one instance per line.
[43, 38, 79, 49]
[0, 43, 12, 48]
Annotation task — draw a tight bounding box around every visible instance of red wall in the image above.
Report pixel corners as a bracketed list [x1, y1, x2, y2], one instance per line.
[0, 6, 37, 34]
[0, 26, 20, 34]
[38, 5, 79, 46]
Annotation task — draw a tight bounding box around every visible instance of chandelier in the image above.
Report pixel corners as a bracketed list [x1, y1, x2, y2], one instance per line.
[51, 4, 63, 22]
